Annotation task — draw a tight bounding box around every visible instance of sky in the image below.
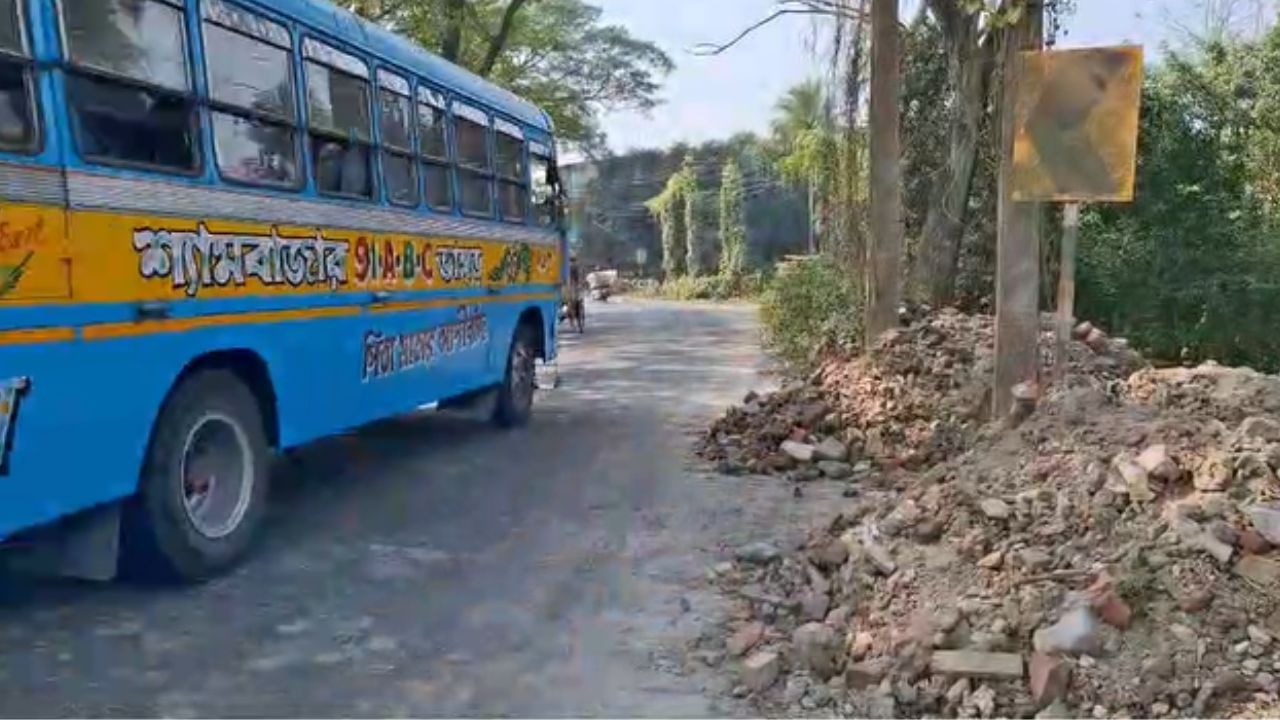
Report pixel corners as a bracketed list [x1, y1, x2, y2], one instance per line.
[592, 0, 1273, 154]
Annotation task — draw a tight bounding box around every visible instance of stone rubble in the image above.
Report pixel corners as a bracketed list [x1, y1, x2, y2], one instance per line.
[695, 308, 1280, 718]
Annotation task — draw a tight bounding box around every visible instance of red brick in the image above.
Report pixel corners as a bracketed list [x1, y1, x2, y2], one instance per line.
[1029, 652, 1071, 707]
[1240, 530, 1274, 555]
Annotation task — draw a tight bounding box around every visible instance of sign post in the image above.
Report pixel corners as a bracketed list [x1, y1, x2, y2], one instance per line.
[1001, 44, 1144, 406]
[1054, 203, 1080, 384]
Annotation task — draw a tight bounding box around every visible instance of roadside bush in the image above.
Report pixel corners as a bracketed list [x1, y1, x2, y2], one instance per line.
[759, 255, 863, 370]
[627, 273, 768, 301]
[1079, 47, 1280, 372]
[616, 277, 659, 296]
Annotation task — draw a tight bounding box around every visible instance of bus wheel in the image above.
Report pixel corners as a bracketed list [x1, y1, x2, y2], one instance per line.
[493, 322, 538, 428]
[124, 370, 271, 582]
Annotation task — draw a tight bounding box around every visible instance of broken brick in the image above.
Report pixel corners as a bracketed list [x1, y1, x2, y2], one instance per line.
[1029, 653, 1072, 708]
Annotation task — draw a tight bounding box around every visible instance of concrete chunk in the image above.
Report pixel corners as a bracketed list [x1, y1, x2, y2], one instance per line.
[742, 651, 780, 693]
[930, 650, 1024, 679]
[1136, 444, 1180, 482]
[814, 437, 849, 462]
[780, 441, 815, 462]
[1112, 453, 1154, 502]
[726, 621, 764, 657]
[1249, 504, 1280, 546]
[1236, 555, 1280, 587]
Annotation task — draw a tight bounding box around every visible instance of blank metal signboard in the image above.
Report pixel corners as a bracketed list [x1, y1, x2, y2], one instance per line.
[1011, 46, 1144, 202]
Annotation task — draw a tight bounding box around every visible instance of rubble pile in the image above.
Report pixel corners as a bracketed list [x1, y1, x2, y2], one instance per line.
[698, 309, 1140, 480]
[695, 310, 1280, 718]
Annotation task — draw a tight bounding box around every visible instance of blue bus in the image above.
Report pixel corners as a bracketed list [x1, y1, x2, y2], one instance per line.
[0, 0, 565, 581]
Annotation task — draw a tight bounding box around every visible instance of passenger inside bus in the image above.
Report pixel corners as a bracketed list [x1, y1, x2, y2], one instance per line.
[0, 63, 28, 148]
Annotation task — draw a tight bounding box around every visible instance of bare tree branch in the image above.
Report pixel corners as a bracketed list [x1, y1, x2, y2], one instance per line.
[691, 9, 829, 56]
[690, 1, 888, 57]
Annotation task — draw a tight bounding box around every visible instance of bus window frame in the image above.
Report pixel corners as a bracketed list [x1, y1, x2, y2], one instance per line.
[376, 66, 419, 208]
[528, 141, 559, 229]
[452, 98, 493, 220]
[56, 0, 204, 176]
[200, 0, 303, 192]
[302, 34, 376, 202]
[417, 82, 454, 214]
[494, 116, 526, 225]
[0, 0, 41, 156]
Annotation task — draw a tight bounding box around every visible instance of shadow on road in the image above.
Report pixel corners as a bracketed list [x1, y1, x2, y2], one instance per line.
[0, 300, 777, 718]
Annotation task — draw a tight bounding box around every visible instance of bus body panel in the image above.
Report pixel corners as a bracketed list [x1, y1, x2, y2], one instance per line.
[0, 0, 565, 544]
[0, 292, 555, 539]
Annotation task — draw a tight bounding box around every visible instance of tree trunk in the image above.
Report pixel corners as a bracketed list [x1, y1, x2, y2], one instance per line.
[478, 0, 534, 77]
[992, 0, 1044, 418]
[440, 0, 467, 63]
[831, 0, 869, 278]
[866, 0, 904, 341]
[913, 6, 993, 306]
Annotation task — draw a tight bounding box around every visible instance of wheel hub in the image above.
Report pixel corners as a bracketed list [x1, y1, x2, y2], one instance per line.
[180, 414, 254, 540]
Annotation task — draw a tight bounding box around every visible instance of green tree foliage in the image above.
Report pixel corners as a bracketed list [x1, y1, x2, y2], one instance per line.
[351, 0, 673, 149]
[578, 137, 806, 276]
[771, 80, 838, 250]
[681, 157, 707, 276]
[718, 159, 747, 276]
[645, 171, 687, 278]
[1078, 30, 1280, 370]
[645, 155, 717, 278]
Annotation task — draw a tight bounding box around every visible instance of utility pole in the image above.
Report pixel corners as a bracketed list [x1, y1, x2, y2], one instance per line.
[993, 0, 1044, 417]
[866, 0, 903, 341]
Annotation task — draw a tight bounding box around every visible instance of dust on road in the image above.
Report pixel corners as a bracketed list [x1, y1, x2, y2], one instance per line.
[0, 300, 835, 718]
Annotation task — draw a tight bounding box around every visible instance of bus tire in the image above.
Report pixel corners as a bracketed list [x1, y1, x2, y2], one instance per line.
[123, 370, 271, 582]
[492, 321, 538, 428]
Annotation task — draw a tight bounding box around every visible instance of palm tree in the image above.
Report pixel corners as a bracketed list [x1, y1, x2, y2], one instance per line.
[770, 80, 832, 146]
[771, 80, 833, 254]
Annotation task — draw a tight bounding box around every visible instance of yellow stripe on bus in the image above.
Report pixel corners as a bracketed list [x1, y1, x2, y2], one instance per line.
[81, 306, 363, 341]
[368, 292, 557, 314]
[0, 326, 76, 346]
[2, 292, 560, 345]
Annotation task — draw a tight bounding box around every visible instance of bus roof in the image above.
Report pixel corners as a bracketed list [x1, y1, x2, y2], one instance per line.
[268, 0, 555, 135]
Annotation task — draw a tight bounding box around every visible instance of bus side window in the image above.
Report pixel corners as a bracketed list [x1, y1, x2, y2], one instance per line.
[495, 119, 526, 224]
[0, 0, 35, 153]
[60, 0, 200, 172]
[417, 86, 452, 212]
[453, 101, 492, 218]
[377, 69, 417, 207]
[530, 151, 556, 228]
[201, 1, 300, 189]
[303, 39, 373, 200]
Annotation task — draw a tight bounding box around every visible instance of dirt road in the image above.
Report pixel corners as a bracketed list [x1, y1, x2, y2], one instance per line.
[0, 300, 836, 717]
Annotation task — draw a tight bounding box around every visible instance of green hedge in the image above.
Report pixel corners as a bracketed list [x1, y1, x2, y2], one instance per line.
[759, 256, 863, 370]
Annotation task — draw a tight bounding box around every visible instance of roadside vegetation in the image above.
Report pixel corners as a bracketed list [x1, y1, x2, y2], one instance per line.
[563, 2, 1280, 374]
